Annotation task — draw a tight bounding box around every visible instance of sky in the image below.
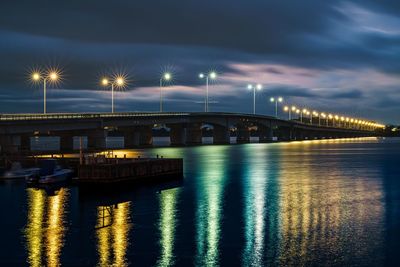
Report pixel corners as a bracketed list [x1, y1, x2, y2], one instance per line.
[0, 0, 399, 124]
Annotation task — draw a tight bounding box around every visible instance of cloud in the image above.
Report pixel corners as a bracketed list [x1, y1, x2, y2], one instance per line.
[0, 0, 399, 124]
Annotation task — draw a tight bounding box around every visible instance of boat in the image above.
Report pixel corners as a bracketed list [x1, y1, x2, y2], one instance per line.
[1, 162, 40, 180]
[26, 159, 73, 185]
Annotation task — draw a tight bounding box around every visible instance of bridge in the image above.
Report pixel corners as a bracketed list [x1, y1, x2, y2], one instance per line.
[0, 112, 383, 153]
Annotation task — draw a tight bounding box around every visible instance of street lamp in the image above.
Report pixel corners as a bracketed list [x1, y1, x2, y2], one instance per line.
[321, 113, 327, 126]
[31, 69, 60, 114]
[199, 71, 217, 112]
[283, 105, 297, 120]
[270, 97, 283, 117]
[328, 114, 333, 127]
[101, 76, 125, 113]
[312, 111, 320, 125]
[296, 109, 301, 122]
[160, 72, 172, 112]
[247, 84, 262, 114]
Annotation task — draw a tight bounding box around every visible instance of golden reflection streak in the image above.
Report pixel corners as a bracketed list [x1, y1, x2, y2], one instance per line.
[112, 202, 131, 267]
[157, 188, 180, 267]
[277, 140, 385, 266]
[25, 188, 46, 267]
[242, 146, 267, 266]
[45, 188, 68, 267]
[96, 201, 131, 267]
[195, 146, 228, 267]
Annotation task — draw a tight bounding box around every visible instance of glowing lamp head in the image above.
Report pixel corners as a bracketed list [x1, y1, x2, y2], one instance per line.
[209, 72, 217, 79]
[116, 77, 124, 86]
[49, 72, 58, 81]
[32, 72, 41, 81]
[247, 84, 253, 90]
[199, 73, 205, 79]
[101, 78, 109, 86]
[270, 97, 275, 102]
[302, 109, 307, 113]
[291, 106, 296, 111]
[284, 106, 289, 111]
[163, 72, 171, 81]
[278, 97, 283, 102]
[296, 109, 300, 114]
[256, 84, 262, 90]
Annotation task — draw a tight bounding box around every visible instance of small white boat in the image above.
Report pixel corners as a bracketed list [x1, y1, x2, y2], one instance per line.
[1, 162, 40, 180]
[26, 159, 72, 185]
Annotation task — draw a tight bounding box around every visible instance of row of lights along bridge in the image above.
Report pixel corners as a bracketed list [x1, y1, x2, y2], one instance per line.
[30, 68, 384, 130]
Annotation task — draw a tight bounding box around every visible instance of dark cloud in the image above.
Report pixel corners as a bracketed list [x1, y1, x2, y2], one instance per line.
[0, 0, 399, 123]
[330, 90, 364, 99]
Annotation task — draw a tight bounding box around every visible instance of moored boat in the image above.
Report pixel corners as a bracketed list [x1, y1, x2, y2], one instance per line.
[26, 159, 72, 185]
[1, 162, 40, 180]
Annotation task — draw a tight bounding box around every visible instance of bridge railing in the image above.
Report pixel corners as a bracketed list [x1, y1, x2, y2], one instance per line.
[0, 112, 191, 121]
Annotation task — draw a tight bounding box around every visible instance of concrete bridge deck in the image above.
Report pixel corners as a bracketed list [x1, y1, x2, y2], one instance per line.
[0, 112, 380, 153]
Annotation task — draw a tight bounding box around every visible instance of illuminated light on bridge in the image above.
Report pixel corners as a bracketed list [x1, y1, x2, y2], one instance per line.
[199, 71, 217, 112]
[100, 75, 127, 114]
[159, 72, 172, 113]
[247, 84, 262, 114]
[281, 106, 385, 130]
[270, 97, 284, 117]
[30, 68, 61, 115]
[283, 105, 297, 120]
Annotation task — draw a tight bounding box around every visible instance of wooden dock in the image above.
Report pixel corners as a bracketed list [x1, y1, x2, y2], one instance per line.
[76, 157, 183, 184]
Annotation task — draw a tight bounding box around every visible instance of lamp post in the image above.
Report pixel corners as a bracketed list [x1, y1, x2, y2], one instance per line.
[312, 111, 320, 125]
[321, 113, 326, 126]
[31, 70, 60, 114]
[160, 72, 171, 112]
[247, 84, 262, 114]
[328, 114, 333, 126]
[101, 76, 125, 113]
[283, 105, 297, 120]
[296, 109, 301, 122]
[270, 97, 283, 117]
[199, 71, 217, 112]
[301, 109, 308, 123]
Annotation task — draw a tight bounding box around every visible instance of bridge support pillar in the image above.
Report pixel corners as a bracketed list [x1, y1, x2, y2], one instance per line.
[259, 126, 273, 143]
[137, 126, 153, 147]
[236, 124, 250, 144]
[87, 130, 107, 150]
[213, 125, 230, 145]
[59, 133, 74, 152]
[185, 123, 202, 145]
[20, 135, 31, 152]
[123, 129, 138, 148]
[168, 124, 186, 146]
[0, 135, 20, 154]
[122, 126, 153, 148]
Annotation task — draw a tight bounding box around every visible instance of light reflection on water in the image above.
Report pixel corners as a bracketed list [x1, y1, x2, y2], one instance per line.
[242, 145, 270, 266]
[157, 188, 180, 267]
[24, 188, 68, 267]
[5, 138, 399, 266]
[195, 146, 229, 267]
[96, 202, 132, 267]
